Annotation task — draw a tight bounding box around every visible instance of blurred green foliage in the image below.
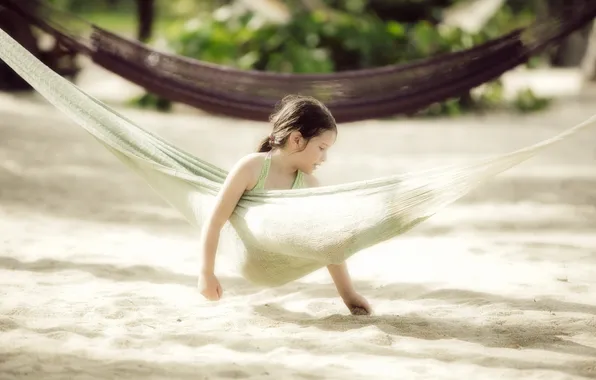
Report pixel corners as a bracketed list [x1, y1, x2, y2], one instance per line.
[46, 0, 208, 34]
[47, 0, 136, 13]
[50, 0, 550, 116]
[47, 0, 213, 15]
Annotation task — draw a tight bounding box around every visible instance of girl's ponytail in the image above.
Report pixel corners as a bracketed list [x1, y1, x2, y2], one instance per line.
[257, 135, 273, 152]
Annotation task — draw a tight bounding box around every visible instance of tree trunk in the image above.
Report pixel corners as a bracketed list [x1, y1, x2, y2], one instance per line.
[580, 21, 596, 81]
[0, 8, 80, 91]
[547, 0, 593, 67]
[366, 0, 451, 24]
[0, 9, 41, 90]
[136, 0, 154, 43]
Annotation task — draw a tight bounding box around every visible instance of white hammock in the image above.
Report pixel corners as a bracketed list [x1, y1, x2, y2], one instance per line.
[0, 28, 594, 286]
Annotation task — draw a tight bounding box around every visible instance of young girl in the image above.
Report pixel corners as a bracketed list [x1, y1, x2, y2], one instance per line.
[198, 95, 372, 315]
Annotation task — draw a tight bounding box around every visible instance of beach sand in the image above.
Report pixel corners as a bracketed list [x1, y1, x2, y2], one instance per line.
[0, 91, 595, 379]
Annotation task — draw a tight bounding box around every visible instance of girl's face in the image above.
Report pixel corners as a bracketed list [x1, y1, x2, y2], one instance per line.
[289, 129, 337, 174]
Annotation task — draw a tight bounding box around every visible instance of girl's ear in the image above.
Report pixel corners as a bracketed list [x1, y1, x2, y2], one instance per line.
[289, 130, 304, 148]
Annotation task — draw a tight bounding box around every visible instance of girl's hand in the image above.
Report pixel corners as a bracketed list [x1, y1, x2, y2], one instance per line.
[342, 292, 372, 315]
[198, 271, 223, 301]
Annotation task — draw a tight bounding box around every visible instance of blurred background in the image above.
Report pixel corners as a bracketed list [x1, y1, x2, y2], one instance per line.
[1, 0, 595, 117]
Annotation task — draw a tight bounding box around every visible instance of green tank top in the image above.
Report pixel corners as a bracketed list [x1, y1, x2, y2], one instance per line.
[253, 152, 304, 190]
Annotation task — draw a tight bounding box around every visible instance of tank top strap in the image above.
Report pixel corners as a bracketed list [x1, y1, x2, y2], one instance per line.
[254, 152, 305, 190]
[253, 152, 272, 191]
[291, 170, 305, 189]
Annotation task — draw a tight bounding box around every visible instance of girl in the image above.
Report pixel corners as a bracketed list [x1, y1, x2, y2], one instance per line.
[198, 95, 372, 315]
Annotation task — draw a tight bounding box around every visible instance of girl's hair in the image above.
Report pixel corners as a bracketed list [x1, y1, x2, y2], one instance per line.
[257, 94, 337, 153]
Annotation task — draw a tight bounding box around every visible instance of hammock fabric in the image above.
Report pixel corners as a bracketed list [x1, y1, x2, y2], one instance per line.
[1, 28, 595, 287]
[1, 0, 596, 123]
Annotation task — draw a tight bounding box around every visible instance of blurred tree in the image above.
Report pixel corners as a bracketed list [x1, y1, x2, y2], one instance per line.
[299, 0, 458, 23]
[581, 21, 596, 80]
[128, 0, 551, 115]
[539, 0, 593, 67]
[0, 7, 79, 90]
[47, 0, 135, 12]
[37, 0, 554, 115]
[137, 0, 155, 42]
[365, 0, 456, 23]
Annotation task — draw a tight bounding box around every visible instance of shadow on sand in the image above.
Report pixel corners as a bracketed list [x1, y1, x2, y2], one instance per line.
[0, 351, 335, 380]
[2, 254, 596, 365]
[2, 255, 596, 316]
[253, 303, 596, 357]
[2, 320, 595, 379]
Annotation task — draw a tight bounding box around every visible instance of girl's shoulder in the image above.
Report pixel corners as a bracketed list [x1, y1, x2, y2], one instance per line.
[237, 152, 268, 169]
[231, 152, 267, 169]
[227, 152, 268, 189]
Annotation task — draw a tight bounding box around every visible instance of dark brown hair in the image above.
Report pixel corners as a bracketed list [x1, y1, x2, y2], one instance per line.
[257, 94, 337, 153]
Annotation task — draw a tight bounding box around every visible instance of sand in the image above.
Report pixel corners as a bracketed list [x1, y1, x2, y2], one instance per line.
[0, 90, 595, 379]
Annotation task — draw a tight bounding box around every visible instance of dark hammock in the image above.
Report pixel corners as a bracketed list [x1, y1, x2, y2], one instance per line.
[1, 0, 595, 123]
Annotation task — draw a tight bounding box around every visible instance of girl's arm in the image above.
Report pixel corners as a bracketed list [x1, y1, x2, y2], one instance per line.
[303, 174, 358, 298]
[326, 262, 357, 298]
[200, 155, 260, 275]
